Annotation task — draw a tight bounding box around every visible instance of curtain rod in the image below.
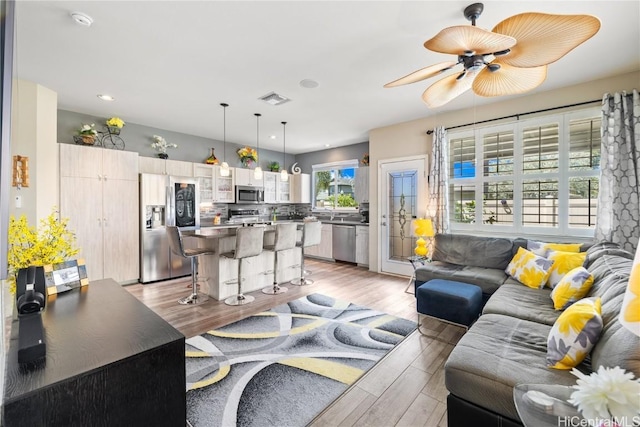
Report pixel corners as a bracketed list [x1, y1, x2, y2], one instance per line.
[425, 98, 601, 135]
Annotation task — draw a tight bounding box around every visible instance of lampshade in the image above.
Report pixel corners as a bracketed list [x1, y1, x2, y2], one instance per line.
[219, 103, 230, 177]
[254, 113, 262, 180]
[411, 218, 434, 257]
[280, 121, 289, 182]
[620, 244, 640, 337]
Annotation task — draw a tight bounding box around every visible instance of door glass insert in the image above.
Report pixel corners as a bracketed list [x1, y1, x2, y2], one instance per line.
[387, 170, 417, 262]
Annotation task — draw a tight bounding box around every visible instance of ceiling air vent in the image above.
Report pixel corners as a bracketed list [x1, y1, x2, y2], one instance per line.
[259, 92, 291, 106]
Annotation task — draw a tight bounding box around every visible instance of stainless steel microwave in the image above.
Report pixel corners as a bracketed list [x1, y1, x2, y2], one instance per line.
[235, 185, 264, 204]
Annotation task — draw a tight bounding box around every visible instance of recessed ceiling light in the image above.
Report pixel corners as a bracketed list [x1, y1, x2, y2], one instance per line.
[300, 79, 319, 89]
[325, 144, 331, 148]
[97, 94, 115, 101]
[269, 135, 276, 139]
[70, 12, 93, 27]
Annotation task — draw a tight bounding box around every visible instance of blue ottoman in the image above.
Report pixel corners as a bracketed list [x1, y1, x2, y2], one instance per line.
[416, 279, 482, 327]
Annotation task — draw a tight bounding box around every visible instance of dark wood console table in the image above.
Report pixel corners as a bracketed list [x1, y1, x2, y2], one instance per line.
[3, 279, 186, 426]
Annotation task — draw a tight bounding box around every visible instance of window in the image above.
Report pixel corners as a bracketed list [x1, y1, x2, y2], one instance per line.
[448, 108, 600, 237]
[312, 160, 359, 210]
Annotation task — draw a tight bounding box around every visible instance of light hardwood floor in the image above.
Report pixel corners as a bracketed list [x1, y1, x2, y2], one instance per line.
[125, 258, 465, 427]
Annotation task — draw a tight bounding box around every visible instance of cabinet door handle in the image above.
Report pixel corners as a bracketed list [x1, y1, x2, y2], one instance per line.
[103, 218, 108, 226]
[103, 175, 107, 181]
[97, 174, 102, 180]
[97, 218, 101, 226]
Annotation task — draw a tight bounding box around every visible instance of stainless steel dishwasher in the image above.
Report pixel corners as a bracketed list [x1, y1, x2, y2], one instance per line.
[332, 225, 356, 263]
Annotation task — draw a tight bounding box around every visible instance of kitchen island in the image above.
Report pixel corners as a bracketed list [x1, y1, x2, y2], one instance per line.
[185, 223, 304, 301]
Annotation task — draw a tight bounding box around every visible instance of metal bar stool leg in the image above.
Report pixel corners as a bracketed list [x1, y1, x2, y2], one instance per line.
[225, 258, 255, 306]
[179, 256, 209, 305]
[291, 251, 314, 286]
[262, 250, 288, 295]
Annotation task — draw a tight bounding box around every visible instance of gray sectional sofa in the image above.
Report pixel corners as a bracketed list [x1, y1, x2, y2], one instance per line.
[414, 234, 639, 427]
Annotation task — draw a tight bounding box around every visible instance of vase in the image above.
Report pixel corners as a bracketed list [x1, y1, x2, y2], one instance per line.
[158, 153, 168, 159]
[205, 148, 219, 165]
[241, 158, 254, 168]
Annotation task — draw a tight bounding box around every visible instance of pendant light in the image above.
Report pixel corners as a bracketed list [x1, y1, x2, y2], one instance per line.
[280, 121, 289, 182]
[254, 113, 263, 180]
[220, 103, 230, 177]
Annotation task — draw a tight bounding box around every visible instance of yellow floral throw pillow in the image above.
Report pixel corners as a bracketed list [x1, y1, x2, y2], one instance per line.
[550, 267, 594, 310]
[547, 297, 602, 370]
[545, 250, 588, 288]
[505, 247, 555, 289]
[527, 240, 582, 257]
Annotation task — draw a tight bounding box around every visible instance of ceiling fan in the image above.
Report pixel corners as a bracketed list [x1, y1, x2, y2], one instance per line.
[384, 3, 601, 108]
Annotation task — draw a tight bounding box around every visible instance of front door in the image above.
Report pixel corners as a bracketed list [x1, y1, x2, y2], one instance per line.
[380, 157, 427, 276]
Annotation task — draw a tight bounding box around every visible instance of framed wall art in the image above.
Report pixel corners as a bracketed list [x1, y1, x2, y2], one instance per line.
[43, 259, 89, 296]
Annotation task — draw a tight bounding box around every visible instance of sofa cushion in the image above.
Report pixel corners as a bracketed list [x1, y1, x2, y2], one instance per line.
[505, 247, 554, 289]
[415, 261, 508, 297]
[550, 267, 594, 310]
[584, 241, 634, 268]
[432, 234, 517, 270]
[482, 282, 560, 325]
[545, 250, 588, 288]
[444, 314, 579, 421]
[527, 240, 582, 256]
[547, 298, 603, 370]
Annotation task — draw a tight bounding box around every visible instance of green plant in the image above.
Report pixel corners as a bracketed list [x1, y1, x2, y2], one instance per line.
[268, 161, 280, 172]
[325, 193, 358, 208]
[7, 208, 79, 294]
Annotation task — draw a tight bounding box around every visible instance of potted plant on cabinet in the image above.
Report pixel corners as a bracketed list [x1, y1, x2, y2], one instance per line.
[74, 123, 98, 145]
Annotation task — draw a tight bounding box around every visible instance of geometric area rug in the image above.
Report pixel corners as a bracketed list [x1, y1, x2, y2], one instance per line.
[185, 293, 417, 427]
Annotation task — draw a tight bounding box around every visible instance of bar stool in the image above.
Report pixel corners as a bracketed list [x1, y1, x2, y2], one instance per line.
[166, 226, 214, 305]
[262, 223, 298, 295]
[291, 221, 322, 286]
[221, 226, 264, 306]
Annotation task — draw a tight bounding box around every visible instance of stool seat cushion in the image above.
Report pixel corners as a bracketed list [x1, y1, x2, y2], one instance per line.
[184, 248, 215, 258]
[417, 279, 482, 327]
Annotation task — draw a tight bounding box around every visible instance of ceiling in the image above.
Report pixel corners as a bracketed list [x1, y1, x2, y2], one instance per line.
[12, 1, 640, 154]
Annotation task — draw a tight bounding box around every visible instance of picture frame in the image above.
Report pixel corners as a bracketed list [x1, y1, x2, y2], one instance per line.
[43, 259, 89, 296]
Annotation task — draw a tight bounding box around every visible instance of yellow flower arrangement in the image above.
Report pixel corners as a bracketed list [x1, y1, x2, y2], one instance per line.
[106, 117, 125, 128]
[237, 146, 258, 167]
[7, 208, 79, 294]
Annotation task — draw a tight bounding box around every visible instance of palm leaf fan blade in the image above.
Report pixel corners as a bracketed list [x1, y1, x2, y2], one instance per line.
[492, 13, 601, 68]
[472, 63, 547, 97]
[424, 25, 516, 55]
[422, 70, 478, 108]
[384, 61, 457, 88]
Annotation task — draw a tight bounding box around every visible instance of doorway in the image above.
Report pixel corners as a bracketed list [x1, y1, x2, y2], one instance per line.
[379, 157, 427, 276]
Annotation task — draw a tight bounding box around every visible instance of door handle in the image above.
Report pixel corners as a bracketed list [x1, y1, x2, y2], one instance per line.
[381, 222, 386, 226]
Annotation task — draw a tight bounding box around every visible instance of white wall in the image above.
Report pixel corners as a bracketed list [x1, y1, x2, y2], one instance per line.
[10, 79, 58, 224]
[368, 70, 640, 273]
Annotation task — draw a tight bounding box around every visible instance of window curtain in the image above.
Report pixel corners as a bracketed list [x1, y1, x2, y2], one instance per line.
[596, 90, 640, 253]
[427, 126, 450, 236]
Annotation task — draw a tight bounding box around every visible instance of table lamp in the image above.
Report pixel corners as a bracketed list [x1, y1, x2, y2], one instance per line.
[620, 244, 640, 337]
[411, 218, 434, 257]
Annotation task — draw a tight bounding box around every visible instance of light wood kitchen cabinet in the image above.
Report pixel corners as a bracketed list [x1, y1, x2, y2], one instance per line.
[234, 167, 264, 187]
[304, 223, 333, 260]
[59, 144, 139, 283]
[355, 225, 369, 266]
[213, 166, 235, 203]
[264, 171, 291, 203]
[291, 173, 311, 203]
[193, 164, 214, 202]
[263, 172, 278, 203]
[355, 166, 369, 203]
[138, 156, 193, 176]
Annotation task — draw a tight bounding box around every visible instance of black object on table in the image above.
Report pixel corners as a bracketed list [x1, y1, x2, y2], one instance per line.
[3, 279, 186, 427]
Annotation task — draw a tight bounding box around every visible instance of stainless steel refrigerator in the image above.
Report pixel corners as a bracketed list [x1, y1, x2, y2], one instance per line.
[139, 173, 200, 283]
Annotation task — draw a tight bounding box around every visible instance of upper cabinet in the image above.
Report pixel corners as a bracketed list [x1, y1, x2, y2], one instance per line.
[60, 144, 138, 181]
[139, 157, 193, 176]
[235, 168, 264, 187]
[194, 164, 235, 203]
[291, 173, 311, 204]
[263, 172, 278, 203]
[355, 166, 369, 203]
